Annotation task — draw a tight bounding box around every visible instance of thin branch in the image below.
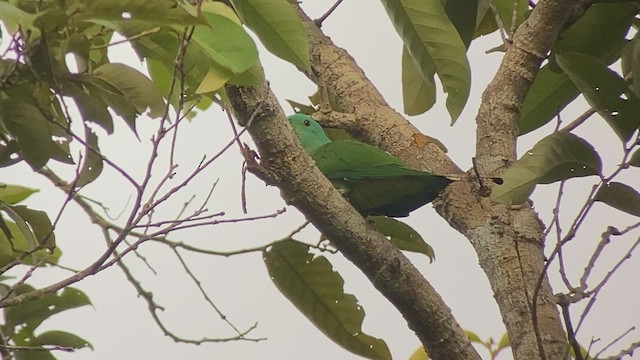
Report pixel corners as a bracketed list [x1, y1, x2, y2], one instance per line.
[560, 108, 596, 133]
[172, 248, 246, 336]
[595, 327, 635, 359]
[314, 0, 345, 26]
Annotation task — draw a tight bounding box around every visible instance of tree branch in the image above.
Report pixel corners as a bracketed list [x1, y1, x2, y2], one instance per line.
[225, 82, 481, 360]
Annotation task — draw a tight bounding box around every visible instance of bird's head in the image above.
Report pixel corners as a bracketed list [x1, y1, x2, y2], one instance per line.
[288, 114, 331, 154]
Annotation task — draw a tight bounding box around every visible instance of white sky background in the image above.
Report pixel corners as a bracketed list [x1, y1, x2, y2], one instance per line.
[1, 1, 639, 359]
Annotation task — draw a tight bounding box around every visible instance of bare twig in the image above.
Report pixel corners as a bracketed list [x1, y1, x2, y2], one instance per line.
[314, 0, 345, 27]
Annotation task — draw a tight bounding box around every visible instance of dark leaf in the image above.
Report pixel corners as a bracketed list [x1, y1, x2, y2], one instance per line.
[0, 99, 59, 169]
[492, 132, 602, 204]
[0, 184, 39, 205]
[5, 286, 92, 331]
[76, 127, 103, 187]
[553, 2, 638, 64]
[519, 64, 579, 135]
[557, 52, 640, 142]
[264, 240, 391, 360]
[31, 330, 93, 350]
[380, 0, 470, 123]
[594, 182, 640, 217]
[367, 216, 435, 262]
[228, 0, 310, 71]
[402, 46, 436, 116]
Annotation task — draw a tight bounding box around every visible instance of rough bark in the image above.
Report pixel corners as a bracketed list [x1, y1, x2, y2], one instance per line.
[472, 1, 594, 359]
[225, 84, 481, 360]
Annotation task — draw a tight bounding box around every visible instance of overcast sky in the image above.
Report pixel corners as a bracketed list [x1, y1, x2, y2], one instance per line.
[2, 1, 638, 359]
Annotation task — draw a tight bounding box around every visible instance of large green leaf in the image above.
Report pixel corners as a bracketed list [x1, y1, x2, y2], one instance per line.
[0, 1, 39, 37]
[0, 99, 61, 169]
[71, 0, 204, 25]
[621, 36, 640, 99]
[92, 63, 166, 118]
[10, 206, 56, 251]
[0, 184, 39, 205]
[63, 80, 114, 134]
[630, 149, 640, 167]
[444, 0, 477, 48]
[381, 0, 470, 123]
[553, 2, 638, 64]
[367, 216, 435, 261]
[5, 286, 92, 331]
[474, 0, 528, 37]
[557, 53, 640, 142]
[264, 240, 391, 360]
[191, 12, 258, 74]
[76, 127, 104, 187]
[31, 330, 93, 350]
[229, 0, 310, 72]
[402, 46, 436, 116]
[594, 182, 640, 217]
[492, 132, 602, 204]
[519, 64, 579, 135]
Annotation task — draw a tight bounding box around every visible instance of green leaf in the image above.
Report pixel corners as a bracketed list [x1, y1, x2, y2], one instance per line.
[227, 61, 265, 87]
[31, 330, 93, 350]
[594, 182, 640, 217]
[519, 64, 579, 135]
[286, 100, 315, 115]
[557, 52, 640, 142]
[497, 332, 510, 350]
[367, 216, 435, 262]
[5, 286, 92, 331]
[492, 132, 602, 204]
[0, 184, 39, 205]
[464, 330, 482, 343]
[63, 80, 114, 134]
[553, 2, 638, 64]
[92, 63, 166, 119]
[76, 127, 103, 187]
[195, 63, 234, 94]
[402, 46, 436, 116]
[0, 99, 61, 169]
[264, 240, 391, 360]
[0, 2, 38, 37]
[408, 346, 429, 360]
[191, 12, 258, 74]
[621, 36, 640, 99]
[630, 148, 640, 167]
[444, 0, 477, 48]
[229, 0, 310, 72]
[10, 205, 56, 251]
[474, 0, 528, 38]
[380, 0, 470, 123]
[0, 218, 28, 267]
[72, 0, 204, 25]
[0, 211, 60, 268]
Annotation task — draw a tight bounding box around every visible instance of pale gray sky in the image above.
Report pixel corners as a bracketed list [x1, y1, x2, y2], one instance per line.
[2, 1, 638, 359]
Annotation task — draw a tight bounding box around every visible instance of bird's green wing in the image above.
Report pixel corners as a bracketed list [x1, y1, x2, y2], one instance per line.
[312, 140, 452, 217]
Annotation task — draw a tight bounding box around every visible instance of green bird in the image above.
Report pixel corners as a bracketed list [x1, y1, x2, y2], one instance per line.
[288, 114, 453, 217]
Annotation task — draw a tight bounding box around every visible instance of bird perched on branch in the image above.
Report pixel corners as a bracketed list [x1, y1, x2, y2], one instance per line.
[288, 114, 452, 217]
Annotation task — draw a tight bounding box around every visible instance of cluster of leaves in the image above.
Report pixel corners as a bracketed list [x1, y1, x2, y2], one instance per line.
[1, 284, 92, 359]
[0, 0, 310, 357]
[492, 2, 640, 215]
[0, 185, 90, 358]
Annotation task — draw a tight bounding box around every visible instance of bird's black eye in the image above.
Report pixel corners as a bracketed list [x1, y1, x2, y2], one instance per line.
[303, 119, 310, 126]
